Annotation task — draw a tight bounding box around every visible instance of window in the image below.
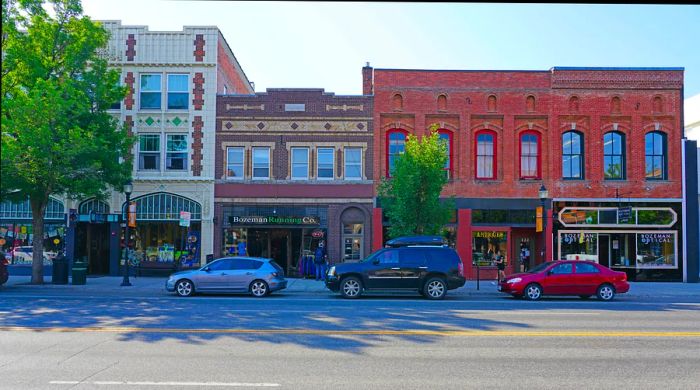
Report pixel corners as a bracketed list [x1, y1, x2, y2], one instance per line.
[550, 263, 573, 275]
[575, 263, 600, 274]
[140, 74, 161, 109]
[476, 131, 496, 179]
[252, 147, 270, 180]
[344, 147, 362, 180]
[166, 134, 188, 170]
[167, 74, 189, 110]
[209, 259, 235, 271]
[562, 131, 584, 179]
[226, 147, 244, 179]
[317, 148, 334, 179]
[520, 132, 540, 179]
[645, 132, 667, 180]
[387, 130, 407, 176]
[138, 134, 160, 170]
[438, 131, 452, 178]
[376, 249, 399, 264]
[604, 131, 625, 180]
[291, 147, 309, 180]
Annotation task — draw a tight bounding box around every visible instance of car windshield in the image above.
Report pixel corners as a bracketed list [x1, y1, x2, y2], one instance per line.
[527, 262, 554, 274]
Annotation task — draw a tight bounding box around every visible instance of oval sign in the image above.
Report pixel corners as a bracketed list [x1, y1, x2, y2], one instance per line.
[311, 229, 324, 238]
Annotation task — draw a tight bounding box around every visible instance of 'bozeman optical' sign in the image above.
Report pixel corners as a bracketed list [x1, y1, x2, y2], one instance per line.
[228, 216, 320, 225]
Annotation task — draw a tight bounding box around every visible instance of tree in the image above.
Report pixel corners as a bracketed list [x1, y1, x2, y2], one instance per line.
[1, 0, 133, 284]
[378, 125, 455, 239]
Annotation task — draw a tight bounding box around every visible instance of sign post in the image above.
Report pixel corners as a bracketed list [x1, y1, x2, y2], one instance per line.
[179, 212, 191, 270]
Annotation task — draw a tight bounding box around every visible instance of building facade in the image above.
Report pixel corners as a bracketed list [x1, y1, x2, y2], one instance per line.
[366, 65, 690, 282]
[215, 89, 374, 276]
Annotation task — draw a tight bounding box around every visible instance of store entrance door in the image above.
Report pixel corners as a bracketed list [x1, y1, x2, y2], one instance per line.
[76, 222, 110, 275]
[599, 235, 610, 267]
[270, 229, 290, 274]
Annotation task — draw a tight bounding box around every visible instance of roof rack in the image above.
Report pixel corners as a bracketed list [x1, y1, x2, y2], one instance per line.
[385, 236, 447, 248]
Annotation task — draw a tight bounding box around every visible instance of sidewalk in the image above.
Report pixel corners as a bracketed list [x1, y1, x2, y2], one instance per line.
[2, 274, 699, 299]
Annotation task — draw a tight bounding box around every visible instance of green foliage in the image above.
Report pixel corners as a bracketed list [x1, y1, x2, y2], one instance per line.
[1, 0, 133, 282]
[378, 125, 455, 239]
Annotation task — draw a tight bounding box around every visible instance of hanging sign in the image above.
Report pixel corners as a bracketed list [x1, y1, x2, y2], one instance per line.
[128, 202, 137, 228]
[179, 211, 192, 227]
[536, 206, 543, 232]
[311, 229, 325, 238]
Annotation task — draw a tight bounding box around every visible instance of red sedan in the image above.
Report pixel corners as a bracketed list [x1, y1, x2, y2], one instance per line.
[498, 260, 629, 301]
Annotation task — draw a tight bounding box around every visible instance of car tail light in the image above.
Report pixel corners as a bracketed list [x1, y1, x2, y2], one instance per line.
[458, 261, 464, 277]
[1, 259, 8, 266]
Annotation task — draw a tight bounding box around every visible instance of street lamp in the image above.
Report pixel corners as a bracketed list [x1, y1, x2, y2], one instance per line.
[539, 184, 549, 262]
[121, 181, 133, 287]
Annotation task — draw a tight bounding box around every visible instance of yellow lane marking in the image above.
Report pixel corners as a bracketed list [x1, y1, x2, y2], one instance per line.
[2, 327, 700, 337]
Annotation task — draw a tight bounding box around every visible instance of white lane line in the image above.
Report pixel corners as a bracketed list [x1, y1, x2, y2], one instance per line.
[50, 381, 280, 387]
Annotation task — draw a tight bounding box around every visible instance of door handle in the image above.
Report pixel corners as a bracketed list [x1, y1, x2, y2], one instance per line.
[246, 272, 253, 275]
[391, 267, 400, 270]
[419, 266, 428, 269]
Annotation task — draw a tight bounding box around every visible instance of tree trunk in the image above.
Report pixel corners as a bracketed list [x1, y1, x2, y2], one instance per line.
[30, 195, 48, 285]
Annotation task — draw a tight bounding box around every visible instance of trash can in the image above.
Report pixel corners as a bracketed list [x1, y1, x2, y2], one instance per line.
[52, 256, 69, 284]
[71, 262, 87, 285]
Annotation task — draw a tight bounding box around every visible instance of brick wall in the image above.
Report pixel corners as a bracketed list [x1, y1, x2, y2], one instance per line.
[217, 37, 254, 94]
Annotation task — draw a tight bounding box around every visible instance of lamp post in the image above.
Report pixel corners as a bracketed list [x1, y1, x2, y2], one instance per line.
[539, 184, 549, 262]
[121, 181, 133, 287]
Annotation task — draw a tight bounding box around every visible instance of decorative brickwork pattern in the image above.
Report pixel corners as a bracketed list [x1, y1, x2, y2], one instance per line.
[193, 72, 205, 110]
[124, 72, 135, 110]
[194, 34, 205, 62]
[192, 116, 204, 176]
[125, 34, 136, 61]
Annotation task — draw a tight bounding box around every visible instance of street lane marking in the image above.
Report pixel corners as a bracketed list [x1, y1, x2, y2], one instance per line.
[6, 327, 700, 338]
[49, 381, 280, 387]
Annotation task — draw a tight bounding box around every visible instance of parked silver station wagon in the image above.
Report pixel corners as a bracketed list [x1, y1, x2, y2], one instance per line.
[166, 257, 287, 297]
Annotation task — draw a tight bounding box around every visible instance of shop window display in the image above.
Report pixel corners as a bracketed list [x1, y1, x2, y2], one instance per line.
[0, 222, 65, 265]
[472, 231, 507, 266]
[560, 232, 598, 262]
[636, 233, 675, 268]
[131, 221, 201, 267]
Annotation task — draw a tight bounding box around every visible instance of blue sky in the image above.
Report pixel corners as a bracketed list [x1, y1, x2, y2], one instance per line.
[81, 1, 700, 99]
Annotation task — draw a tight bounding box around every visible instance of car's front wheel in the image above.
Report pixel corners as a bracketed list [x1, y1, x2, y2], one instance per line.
[423, 277, 447, 300]
[175, 279, 195, 297]
[250, 280, 269, 297]
[340, 276, 362, 299]
[524, 283, 542, 301]
[597, 284, 616, 301]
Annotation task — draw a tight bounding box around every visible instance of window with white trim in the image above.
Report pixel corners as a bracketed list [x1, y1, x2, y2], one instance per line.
[291, 147, 309, 180]
[140, 74, 162, 109]
[138, 134, 160, 170]
[344, 148, 362, 180]
[226, 147, 244, 179]
[166, 134, 188, 170]
[317, 148, 334, 179]
[167, 74, 189, 110]
[252, 147, 270, 180]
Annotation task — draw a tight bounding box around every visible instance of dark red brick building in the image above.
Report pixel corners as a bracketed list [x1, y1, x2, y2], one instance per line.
[215, 89, 374, 275]
[365, 65, 686, 281]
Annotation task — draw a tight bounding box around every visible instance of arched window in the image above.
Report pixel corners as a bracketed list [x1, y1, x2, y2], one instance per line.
[603, 131, 626, 180]
[645, 131, 667, 180]
[0, 196, 65, 220]
[562, 131, 584, 179]
[437, 94, 447, 111]
[519, 132, 540, 179]
[386, 130, 407, 177]
[438, 130, 453, 179]
[391, 93, 403, 111]
[475, 130, 496, 179]
[123, 192, 202, 221]
[79, 198, 110, 214]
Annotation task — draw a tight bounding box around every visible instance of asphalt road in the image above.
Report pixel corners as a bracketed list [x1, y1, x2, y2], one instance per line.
[1, 294, 699, 389]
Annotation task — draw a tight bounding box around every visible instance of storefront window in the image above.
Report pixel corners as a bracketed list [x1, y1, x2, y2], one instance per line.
[560, 232, 598, 262]
[636, 233, 675, 268]
[637, 210, 674, 225]
[223, 228, 248, 257]
[472, 231, 507, 266]
[0, 222, 65, 265]
[131, 221, 201, 267]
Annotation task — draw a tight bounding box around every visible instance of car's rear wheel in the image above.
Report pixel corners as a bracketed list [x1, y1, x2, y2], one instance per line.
[524, 283, 542, 301]
[250, 280, 269, 297]
[175, 279, 195, 297]
[340, 276, 362, 299]
[424, 277, 447, 300]
[597, 284, 616, 301]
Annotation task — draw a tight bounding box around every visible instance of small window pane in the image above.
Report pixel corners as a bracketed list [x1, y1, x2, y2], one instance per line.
[167, 75, 188, 109]
[227, 147, 244, 179]
[253, 148, 270, 179]
[317, 148, 334, 179]
[166, 135, 187, 170]
[140, 75, 161, 109]
[345, 148, 362, 180]
[291, 148, 309, 180]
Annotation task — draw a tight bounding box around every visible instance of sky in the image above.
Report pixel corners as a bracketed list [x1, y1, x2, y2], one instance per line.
[80, 1, 700, 99]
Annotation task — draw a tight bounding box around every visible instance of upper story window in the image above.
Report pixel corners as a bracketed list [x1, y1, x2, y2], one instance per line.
[252, 147, 270, 180]
[438, 130, 452, 179]
[291, 147, 309, 180]
[387, 130, 407, 176]
[317, 148, 335, 180]
[645, 131, 667, 180]
[603, 131, 626, 180]
[140, 74, 162, 109]
[519, 132, 540, 179]
[475, 130, 496, 180]
[167, 74, 189, 110]
[109, 80, 122, 110]
[165, 134, 188, 170]
[344, 147, 362, 180]
[562, 131, 584, 180]
[226, 147, 244, 179]
[138, 134, 160, 170]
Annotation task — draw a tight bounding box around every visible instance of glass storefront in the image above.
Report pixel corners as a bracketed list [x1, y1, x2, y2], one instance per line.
[130, 221, 201, 267]
[560, 232, 598, 261]
[472, 231, 508, 266]
[1, 197, 66, 265]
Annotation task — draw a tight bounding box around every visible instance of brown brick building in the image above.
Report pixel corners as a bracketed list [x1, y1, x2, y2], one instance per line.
[365, 66, 687, 281]
[214, 89, 373, 275]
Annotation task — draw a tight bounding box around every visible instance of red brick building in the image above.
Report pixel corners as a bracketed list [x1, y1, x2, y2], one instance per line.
[365, 66, 686, 281]
[215, 89, 374, 276]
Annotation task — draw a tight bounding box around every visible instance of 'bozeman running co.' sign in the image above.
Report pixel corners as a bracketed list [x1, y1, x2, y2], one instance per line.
[228, 216, 320, 225]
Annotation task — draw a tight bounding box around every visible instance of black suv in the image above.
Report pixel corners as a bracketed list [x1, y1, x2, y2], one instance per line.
[325, 236, 466, 299]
